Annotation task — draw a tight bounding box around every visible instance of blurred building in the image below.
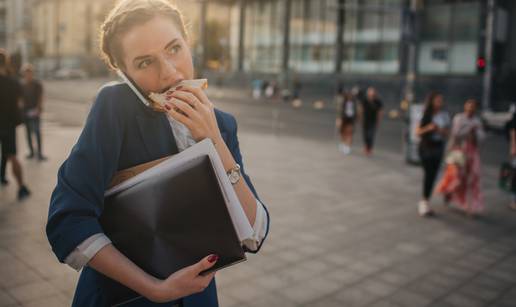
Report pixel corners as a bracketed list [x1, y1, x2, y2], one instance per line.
[31, 0, 116, 77]
[0, 1, 6, 49]
[0, 0, 33, 70]
[200, 0, 516, 110]
[29, 0, 203, 77]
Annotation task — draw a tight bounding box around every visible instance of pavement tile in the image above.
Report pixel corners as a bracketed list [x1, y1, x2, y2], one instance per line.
[0, 290, 17, 307]
[389, 289, 433, 307]
[334, 286, 381, 307]
[458, 282, 504, 302]
[221, 281, 265, 302]
[442, 293, 486, 307]
[407, 278, 451, 299]
[377, 271, 415, 287]
[6, 281, 60, 304]
[20, 293, 69, 307]
[281, 276, 339, 304]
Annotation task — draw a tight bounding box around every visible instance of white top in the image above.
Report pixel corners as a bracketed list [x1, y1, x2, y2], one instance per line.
[450, 113, 485, 146]
[64, 116, 269, 271]
[431, 111, 451, 142]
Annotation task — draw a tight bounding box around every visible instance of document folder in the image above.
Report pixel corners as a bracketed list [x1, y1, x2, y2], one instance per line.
[100, 139, 253, 304]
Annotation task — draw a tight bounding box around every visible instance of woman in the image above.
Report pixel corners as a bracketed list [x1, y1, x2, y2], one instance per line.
[415, 92, 450, 216]
[508, 111, 516, 211]
[437, 99, 485, 216]
[336, 91, 357, 155]
[46, 1, 269, 306]
[359, 87, 383, 156]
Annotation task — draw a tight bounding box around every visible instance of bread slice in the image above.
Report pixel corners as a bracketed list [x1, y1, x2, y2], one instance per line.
[149, 79, 208, 112]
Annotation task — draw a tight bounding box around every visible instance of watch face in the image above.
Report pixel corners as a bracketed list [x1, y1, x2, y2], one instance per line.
[229, 172, 239, 184]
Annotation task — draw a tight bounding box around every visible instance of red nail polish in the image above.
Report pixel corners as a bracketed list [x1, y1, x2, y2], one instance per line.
[164, 104, 172, 111]
[208, 255, 219, 263]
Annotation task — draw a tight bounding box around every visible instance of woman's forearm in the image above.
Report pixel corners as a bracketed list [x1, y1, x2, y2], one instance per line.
[213, 137, 257, 226]
[88, 244, 160, 301]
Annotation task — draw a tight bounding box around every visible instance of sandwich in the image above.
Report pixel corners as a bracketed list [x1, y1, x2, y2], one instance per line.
[149, 79, 208, 112]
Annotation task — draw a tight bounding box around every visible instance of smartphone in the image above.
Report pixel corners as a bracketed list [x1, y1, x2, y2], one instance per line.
[116, 70, 151, 108]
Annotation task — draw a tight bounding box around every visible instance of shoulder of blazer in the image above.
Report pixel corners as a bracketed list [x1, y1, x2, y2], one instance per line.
[92, 81, 157, 121]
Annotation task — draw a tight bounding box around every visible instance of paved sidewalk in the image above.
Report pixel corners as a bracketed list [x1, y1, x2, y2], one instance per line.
[0, 111, 516, 307]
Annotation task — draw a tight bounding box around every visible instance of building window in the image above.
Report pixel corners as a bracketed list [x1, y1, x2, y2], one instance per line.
[288, 0, 337, 73]
[342, 0, 402, 74]
[418, 1, 481, 75]
[243, 0, 284, 73]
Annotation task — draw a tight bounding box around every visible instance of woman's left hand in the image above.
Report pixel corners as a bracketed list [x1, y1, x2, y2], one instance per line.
[164, 86, 222, 143]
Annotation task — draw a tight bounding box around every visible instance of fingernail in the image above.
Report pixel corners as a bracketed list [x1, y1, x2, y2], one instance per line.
[208, 254, 219, 263]
[176, 86, 183, 90]
[164, 104, 172, 111]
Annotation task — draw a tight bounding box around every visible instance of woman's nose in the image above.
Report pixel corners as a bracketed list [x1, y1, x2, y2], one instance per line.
[160, 59, 178, 82]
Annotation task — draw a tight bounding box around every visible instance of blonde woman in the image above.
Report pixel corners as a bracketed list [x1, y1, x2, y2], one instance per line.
[46, 1, 269, 306]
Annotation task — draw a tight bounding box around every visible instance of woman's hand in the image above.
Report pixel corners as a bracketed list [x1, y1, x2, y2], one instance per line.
[149, 254, 218, 303]
[416, 123, 436, 136]
[164, 86, 222, 143]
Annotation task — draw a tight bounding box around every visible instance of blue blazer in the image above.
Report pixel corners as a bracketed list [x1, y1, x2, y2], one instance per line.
[46, 83, 270, 307]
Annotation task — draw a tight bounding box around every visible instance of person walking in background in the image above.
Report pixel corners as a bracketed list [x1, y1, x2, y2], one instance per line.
[437, 99, 485, 217]
[336, 91, 358, 155]
[21, 64, 47, 161]
[0, 50, 31, 200]
[415, 92, 450, 217]
[507, 111, 516, 211]
[358, 87, 383, 156]
[1, 145, 7, 186]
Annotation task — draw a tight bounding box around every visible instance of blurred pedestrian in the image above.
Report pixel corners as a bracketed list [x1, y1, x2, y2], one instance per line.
[506, 111, 516, 211]
[436, 99, 485, 217]
[358, 87, 383, 155]
[415, 92, 450, 216]
[21, 64, 47, 161]
[0, 49, 31, 199]
[1, 144, 7, 185]
[336, 91, 358, 155]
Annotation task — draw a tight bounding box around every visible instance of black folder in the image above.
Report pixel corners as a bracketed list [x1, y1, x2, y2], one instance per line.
[100, 155, 246, 303]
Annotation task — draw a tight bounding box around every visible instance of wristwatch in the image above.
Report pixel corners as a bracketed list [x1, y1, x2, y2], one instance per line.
[227, 164, 241, 185]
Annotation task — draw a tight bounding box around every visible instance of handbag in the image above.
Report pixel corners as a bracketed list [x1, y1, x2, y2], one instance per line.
[445, 148, 465, 167]
[499, 161, 516, 193]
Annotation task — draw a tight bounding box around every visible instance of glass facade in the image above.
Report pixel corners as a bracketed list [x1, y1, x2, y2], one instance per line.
[288, 0, 337, 73]
[243, 1, 284, 73]
[418, 1, 481, 75]
[342, 0, 402, 74]
[225, 0, 482, 76]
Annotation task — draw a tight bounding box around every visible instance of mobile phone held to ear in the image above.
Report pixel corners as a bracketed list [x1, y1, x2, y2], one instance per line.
[117, 70, 208, 115]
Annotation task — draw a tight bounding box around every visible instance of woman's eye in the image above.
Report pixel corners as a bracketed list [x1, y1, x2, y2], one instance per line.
[138, 59, 153, 69]
[168, 44, 182, 54]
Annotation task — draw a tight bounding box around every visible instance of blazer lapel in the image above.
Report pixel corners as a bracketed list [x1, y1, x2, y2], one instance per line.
[136, 114, 179, 160]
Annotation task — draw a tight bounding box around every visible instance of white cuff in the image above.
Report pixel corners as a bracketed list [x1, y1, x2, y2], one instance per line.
[242, 199, 268, 252]
[64, 233, 112, 271]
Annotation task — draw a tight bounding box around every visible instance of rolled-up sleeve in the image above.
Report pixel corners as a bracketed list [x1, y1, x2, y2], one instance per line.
[224, 113, 270, 254]
[46, 85, 125, 263]
[242, 199, 269, 252]
[65, 233, 112, 271]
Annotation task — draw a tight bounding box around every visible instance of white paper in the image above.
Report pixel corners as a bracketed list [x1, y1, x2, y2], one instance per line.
[105, 139, 254, 242]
